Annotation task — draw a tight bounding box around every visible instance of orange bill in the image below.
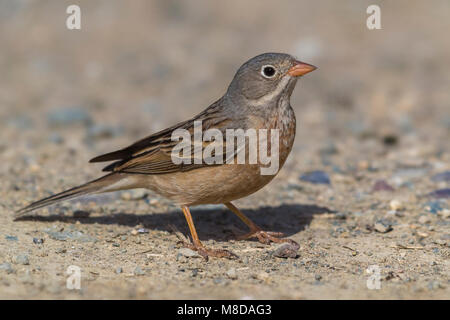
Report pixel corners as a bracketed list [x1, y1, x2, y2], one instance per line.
[288, 61, 317, 77]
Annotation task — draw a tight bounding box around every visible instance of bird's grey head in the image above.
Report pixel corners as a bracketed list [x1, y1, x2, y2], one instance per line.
[227, 52, 316, 105]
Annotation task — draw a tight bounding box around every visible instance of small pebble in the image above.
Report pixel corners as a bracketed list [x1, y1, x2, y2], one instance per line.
[424, 201, 444, 214]
[434, 239, 447, 246]
[253, 272, 270, 282]
[226, 268, 238, 280]
[47, 107, 92, 127]
[372, 180, 395, 192]
[121, 189, 148, 201]
[177, 248, 200, 258]
[427, 280, 442, 290]
[438, 209, 450, 219]
[272, 243, 299, 259]
[319, 142, 338, 155]
[389, 199, 404, 211]
[48, 133, 64, 144]
[115, 267, 123, 274]
[133, 266, 146, 276]
[0, 262, 15, 274]
[374, 220, 393, 233]
[121, 192, 132, 200]
[86, 124, 123, 140]
[418, 215, 431, 224]
[33, 238, 44, 244]
[45, 229, 97, 243]
[7, 115, 33, 130]
[19, 270, 33, 284]
[300, 171, 330, 185]
[382, 134, 398, 146]
[13, 254, 29, 265]
[213, 277, 225, 284]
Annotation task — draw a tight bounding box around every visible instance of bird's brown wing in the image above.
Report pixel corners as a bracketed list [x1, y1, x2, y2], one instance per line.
[89, 103, 243, 175]
[103, 147, 206, 175]
[89, 118, 192, 164]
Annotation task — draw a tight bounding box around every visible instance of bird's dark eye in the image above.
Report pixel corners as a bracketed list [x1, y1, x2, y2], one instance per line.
[261, 65, 276, 78]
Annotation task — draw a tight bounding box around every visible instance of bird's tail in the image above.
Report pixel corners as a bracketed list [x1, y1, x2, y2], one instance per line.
[14, 173, 126, 219]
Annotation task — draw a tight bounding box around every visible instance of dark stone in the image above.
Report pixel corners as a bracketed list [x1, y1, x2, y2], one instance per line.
[428, 188, 450, 199]
[47, 107, 92, 127]
[300, 171, 331, 185]
[431, 171, 450, 182]
[33, 238, 44, 244]
[372, 180, 395, 192]
[382, 134, 398, 146]
[272, 243, 299, 259]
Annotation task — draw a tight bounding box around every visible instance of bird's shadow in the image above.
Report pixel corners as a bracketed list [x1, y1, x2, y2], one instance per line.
[17, 204, 333, 241]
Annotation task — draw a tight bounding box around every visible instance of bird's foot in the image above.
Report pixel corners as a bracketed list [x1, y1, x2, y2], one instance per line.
[179, 240, 238, 261]
[237, 229, 299, 249]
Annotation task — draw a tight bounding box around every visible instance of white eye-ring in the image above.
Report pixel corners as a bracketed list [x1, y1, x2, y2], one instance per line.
[261, 65, 277, 78]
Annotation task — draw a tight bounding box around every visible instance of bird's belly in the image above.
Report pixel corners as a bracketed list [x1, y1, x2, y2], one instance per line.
[141, 109, 296, 206]
[143, 134, 294, 205]
[142, 163, 276, 206]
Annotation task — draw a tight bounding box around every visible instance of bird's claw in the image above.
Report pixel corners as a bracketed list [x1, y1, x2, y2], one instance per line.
[237, 229, 299, 248]
[178, 240, 239, 261]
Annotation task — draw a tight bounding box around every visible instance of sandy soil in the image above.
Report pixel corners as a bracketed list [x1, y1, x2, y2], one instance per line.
[0, 0, 449, 299]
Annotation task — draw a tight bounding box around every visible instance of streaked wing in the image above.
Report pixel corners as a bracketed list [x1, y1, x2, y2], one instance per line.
[106, 148, 206, 175]
[89, 100, 248, 175]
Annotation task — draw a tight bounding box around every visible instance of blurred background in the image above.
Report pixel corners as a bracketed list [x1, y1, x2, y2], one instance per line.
[1, 0, 449, 192]
[0, 0, 449, 300]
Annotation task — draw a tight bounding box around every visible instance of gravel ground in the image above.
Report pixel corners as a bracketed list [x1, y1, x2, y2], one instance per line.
[0, 1, 449, 299]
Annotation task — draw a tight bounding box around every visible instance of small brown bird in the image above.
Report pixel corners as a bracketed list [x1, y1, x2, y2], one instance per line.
[16, 53, 316, 259]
